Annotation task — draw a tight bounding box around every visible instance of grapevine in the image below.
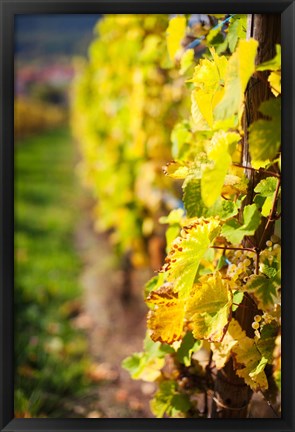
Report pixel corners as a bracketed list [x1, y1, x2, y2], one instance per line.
[72, 14, 281, 418]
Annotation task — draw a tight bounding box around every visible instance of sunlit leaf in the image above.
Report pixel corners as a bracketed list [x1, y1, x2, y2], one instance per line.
[221, 204, 261, 245]
[122, 333, 173, 382]
[150, 380, 191, 418]
[180, 49, 195, 75]
[186, 273, 233, 342]
[268, 71, 281, 97]
[183, 179, 204, 218]
[201, 131, 240, 207]
[254, 176, 280, 217]
[256, 44, 281, 71]
[122, 352, 165, 382]
[227, 15, 247, 53]
[166, 16, 186, 60]
[171, 121, 192, 160]
[245, 274, 280, 309]
[176, 331, 202, 366]
[162, 218, 221, 297]
[211, 318, 245, 369]
[214, 39, 258, 120]
[146, 285, 185, 344]
[163, 161, 190, 179]
[233, 336, 269, 391]
[249, 98, 281, 163]
[190, 49, 228, 128]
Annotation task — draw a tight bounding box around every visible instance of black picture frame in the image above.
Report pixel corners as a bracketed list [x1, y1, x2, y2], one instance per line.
[1, 0, 294, 431]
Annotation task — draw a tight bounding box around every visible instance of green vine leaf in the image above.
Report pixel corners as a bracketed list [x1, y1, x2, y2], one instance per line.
[176, 331, 202, 366]
[180, 48, 195, 75]
[227, 15, 247, 53]
[186, 273, 233, 342]
[214, 38, 258, 120]
[150, 380, 191, 418]
[183, 179, 204, 218]
[249, 98, 281, 164]
[244, 274, 280, 310]
[254, 176, 280, 217]
[221, 203, 261, 245]
[171, 121, 193, 160]
[122, 334, 173, 382]
[256, 44, 281, 72]
[162, 218, 221, 297]
[232, 324, 277, 391]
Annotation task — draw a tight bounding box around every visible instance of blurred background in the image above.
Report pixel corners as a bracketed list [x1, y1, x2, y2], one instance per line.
[14, 14, 155, 418]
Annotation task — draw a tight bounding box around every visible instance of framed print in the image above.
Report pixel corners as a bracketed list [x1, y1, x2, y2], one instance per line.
[1, 0, 294, 431]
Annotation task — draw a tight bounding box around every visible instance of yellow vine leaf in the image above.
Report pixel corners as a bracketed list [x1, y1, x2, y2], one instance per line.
[214, 38, 258, 120]
[186, 273, 233, 342]
[256, 44, 281, 72]
[232, 336, 268, 391]
[146, 285, 185, 344]
[162, 218, 221, 298]
[211, 318, 245, 369]
[180, 48, 194, 75]
[269, 70, 281, 97]
[190, 49, 227, 128]
[166, 16, 186, 60]
[201, 131, 240, 207]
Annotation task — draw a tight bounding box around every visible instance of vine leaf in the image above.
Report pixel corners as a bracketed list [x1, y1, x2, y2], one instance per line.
[268, 71, 281, 97]
[190, 49, 228, 128]
[176, 331, 202, 367]
[232, 324, 277, 391]
[254, 176, 280, 217]
[122, 334, 173, 382]
[211, 318, 245, 369]
[232, 334, 272, 391]
[221, 203, 261, 245]
[180, 48, 195, 75]
[256, 43, 281, 97]
[249, 98, 281, 164]
[256, 44, 281, 72]
[214, 38, 258, 120]
[227, 15, 247, 53]
[186, 273, 233, 342]
[166, 16, 186, 60]
[162, 218, 221, 298]
[146, 285, 185, 344]
[163, 160, 190, 179]
[183, 178, 240, 220]
[245, 274, 280, 310]
[183, 178, 204, 218]
[150, 380, 191, 418]
[201, 131, 240, 207]
[171, 121, 192, 160]
[122, 352, 165, 382]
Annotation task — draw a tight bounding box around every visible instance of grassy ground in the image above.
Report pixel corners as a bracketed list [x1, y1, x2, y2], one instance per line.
[14, 127, 91, 417]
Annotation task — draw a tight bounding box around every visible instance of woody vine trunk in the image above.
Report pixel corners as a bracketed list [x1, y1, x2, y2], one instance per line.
[211, 13, 281, 418]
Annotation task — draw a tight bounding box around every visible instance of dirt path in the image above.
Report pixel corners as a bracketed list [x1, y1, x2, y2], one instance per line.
[64, 197, 155, 418]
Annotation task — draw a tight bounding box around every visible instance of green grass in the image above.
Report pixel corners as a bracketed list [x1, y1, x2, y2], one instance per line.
[15, 128, 91, 417]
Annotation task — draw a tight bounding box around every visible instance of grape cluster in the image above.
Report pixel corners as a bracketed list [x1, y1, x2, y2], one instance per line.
[225, 249, 256, 288]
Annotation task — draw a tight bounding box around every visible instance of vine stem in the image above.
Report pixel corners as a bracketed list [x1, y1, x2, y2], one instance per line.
[258, 390, 280, 418]
[210, 245, 255, 254]
[258, 177, 281, 250]
[232, 162, 281, 179]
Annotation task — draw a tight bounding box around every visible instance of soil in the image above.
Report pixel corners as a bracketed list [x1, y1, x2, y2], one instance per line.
[63, 197, 155, 418]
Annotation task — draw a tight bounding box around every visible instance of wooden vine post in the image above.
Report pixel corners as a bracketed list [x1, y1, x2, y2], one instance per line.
[211, 13, 281, 418]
